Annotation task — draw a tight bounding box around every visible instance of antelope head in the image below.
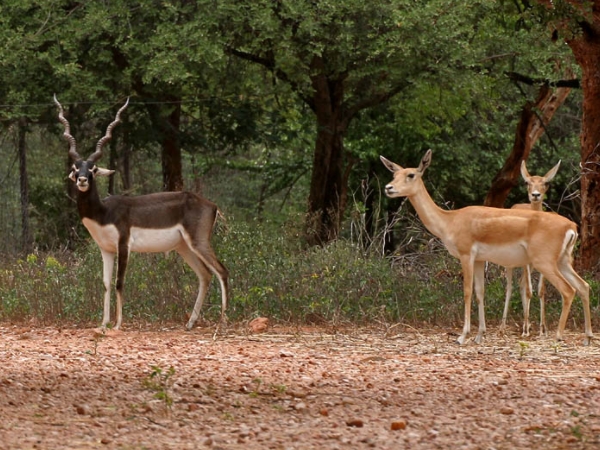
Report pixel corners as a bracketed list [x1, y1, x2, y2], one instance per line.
[54, 95, 129, 192]
[380, 149, 432, 198]
[520, 159, 561, 206]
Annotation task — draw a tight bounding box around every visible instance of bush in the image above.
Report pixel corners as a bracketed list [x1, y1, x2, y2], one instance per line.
[0, 216, 596, 332]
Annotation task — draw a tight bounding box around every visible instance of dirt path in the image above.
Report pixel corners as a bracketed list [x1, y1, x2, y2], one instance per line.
[0, 324, 599, 449]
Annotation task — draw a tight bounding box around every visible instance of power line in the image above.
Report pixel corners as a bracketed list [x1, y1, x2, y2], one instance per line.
[0, 94, 270, 110]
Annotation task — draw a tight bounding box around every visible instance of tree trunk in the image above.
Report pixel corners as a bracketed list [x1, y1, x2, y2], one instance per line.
[362, 162, 377, 250]
[160, 100, 183, 192]
[568, 17, 600, 275]
[122, 143, 132, 192]
[17, 118, 32, 254]
[305, 73, 351, 246]
[485, 82, 571, 207]
[108, 138, 117, 195]
[144, 97, 184, 192]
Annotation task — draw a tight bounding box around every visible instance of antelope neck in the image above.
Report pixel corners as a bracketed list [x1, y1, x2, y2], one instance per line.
[76, 181, 107, 224]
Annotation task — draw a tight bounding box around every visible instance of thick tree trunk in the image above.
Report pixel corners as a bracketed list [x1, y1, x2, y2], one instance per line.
[143, 97, 184, 192]
[160, 101, 183, 192]
[108, 139, 117, 195]
[568, 18, 600, 275]
[485, 82, 571, 207]
[17, 119, 32, 253]
[306, 119, 348, 245]
[305, 73, 351, 246]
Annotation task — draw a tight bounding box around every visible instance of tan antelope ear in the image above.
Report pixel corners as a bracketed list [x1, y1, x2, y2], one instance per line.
[520, 160, 532, 182]
[94, 167, 115, 177]
[69, 170, 76, 182]
[418, 149, 432, 173]
[544, 160, 561, 182]
[380, 155, 403, 172]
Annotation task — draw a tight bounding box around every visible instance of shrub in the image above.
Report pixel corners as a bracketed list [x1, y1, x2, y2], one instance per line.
[0, 215, 596, 332]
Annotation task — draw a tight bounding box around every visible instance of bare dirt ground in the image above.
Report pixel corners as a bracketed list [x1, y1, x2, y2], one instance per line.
[0, 323, 599, 450]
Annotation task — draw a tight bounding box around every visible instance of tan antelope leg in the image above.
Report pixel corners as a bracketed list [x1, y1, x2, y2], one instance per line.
[501, 268, 513, 331]
[519, 265, 533, 336]
[473, 261, 486, 344]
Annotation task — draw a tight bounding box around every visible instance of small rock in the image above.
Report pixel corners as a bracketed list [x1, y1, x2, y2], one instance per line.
[248, 317, 269, 333]
[500, 407, 514, 415]
[294, 402, 308, 412]
[391, 420, 407, 430]
[288, 390, 308, 399]
[75, 404, 90, 415]
[346, 419, 364, 428]
[319, 408, 329, 417]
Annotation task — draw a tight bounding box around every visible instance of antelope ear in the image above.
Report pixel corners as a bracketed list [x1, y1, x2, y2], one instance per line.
[94, 167, 115, 177]
[544, 160, 561, 182]
[520, 160, 532, 182]
[380, 155, 403, 173]
[68, 170, 76, 182]
[417, 149, 432, 173]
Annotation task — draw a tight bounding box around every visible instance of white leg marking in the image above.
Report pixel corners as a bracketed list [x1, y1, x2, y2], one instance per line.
[178, 245, 212, 330]
[100, 249, 115, 328]
[474, 261, 486, 344]
[501, 267, 513, 330]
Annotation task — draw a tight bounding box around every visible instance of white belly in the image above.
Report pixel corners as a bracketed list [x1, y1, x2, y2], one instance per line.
[82, 219, 184, 253]
[474, 242, 529, 268]
[129, 226, 183, 252]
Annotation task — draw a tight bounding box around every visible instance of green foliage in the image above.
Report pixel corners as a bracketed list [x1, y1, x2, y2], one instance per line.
[142, 365, 176, 413]
[0, 213, 596, 333]
[0, 0, 594, 334]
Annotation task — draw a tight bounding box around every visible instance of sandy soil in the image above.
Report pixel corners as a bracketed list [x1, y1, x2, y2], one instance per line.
[0, 323, 599, 449]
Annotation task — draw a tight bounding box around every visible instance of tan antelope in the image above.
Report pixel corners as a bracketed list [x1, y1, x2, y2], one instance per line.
[380, 150, 592, 345]
[502, 160, 560, 337]
[54, 95, 228, 330]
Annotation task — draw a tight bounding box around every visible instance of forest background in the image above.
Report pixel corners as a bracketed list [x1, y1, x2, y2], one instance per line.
[0, 0, 599, 332]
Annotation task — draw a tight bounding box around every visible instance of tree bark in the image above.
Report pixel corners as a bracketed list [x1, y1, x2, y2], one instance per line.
[305, 71, 351, 246]
[17, 118, 32, 254]
[161, 100, 183, 192]
[485, 81, 571, 207]
[567, 9, 600, 275]
[108, 138, 117, 195]
[144, 99, 184, 192]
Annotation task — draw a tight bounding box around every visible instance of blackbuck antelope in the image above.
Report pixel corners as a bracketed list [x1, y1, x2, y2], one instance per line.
[54, 95, 228, 330]
[502, 160, 560, 337]
[380, 150, 592, 345]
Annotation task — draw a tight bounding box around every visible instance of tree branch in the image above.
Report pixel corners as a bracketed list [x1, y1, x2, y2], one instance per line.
[226, 47, 314, 108]
[505, 71, 580, 88]
[342, 80, 412, 127]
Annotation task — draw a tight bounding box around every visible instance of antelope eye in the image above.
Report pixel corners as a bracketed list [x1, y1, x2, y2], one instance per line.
[407, 173, 415, 179]
[91, 166, 98, 174]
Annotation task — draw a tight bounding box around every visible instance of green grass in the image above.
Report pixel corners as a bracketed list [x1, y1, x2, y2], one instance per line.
[0, 218, 597, 332]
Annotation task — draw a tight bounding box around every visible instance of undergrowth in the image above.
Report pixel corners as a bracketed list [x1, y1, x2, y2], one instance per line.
[0, 214, 597, 333]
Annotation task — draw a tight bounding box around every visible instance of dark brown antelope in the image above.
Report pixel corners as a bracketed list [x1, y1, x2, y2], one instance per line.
[381, 150, 592, 345]
[54, 95, 228, 330]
